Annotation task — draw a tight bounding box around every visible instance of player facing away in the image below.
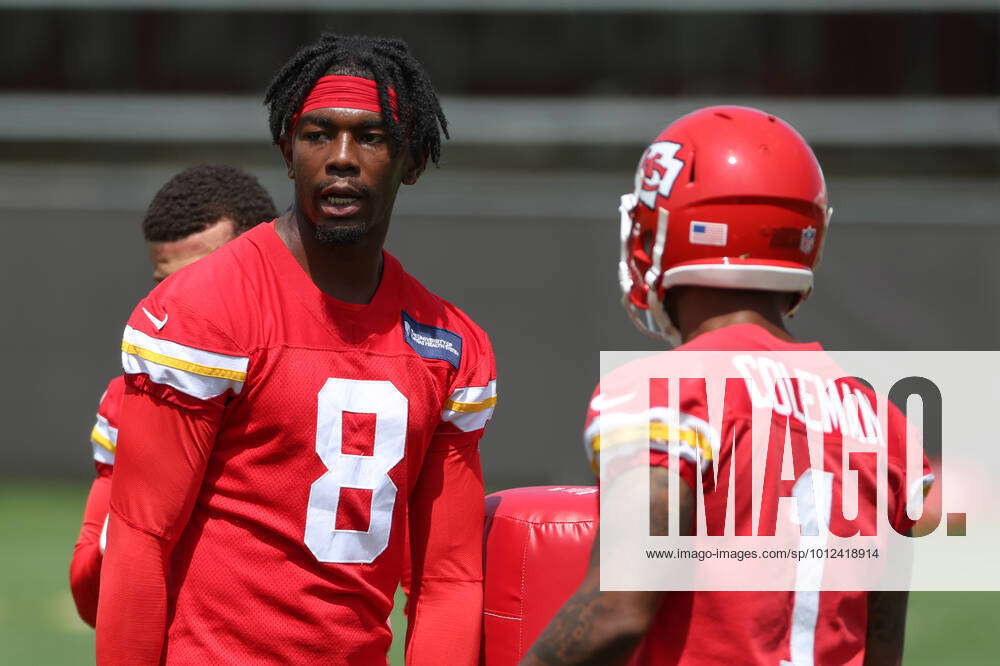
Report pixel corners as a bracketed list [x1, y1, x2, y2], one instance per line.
[70, 164, 278, 627]
[95, 34, 496, 665]
[522, 107, 932, 666]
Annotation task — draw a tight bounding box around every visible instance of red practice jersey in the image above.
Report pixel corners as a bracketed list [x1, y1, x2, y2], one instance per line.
[583, 323, 932, 666]
[69, 375, 124, 626]
[100, 222, 496, 664]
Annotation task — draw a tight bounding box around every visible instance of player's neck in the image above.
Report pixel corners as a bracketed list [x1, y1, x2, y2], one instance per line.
[276, 211, 386, 304]
[681, 310, 794, 345]
[672, 287, 796, 345]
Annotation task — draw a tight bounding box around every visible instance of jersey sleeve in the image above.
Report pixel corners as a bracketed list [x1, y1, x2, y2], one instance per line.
[436, 327, 497, 443]
[97, 276, 251, 663]
[69, 473, 111, 627]
[89, 376, 124, 467]
[583, 375, 716, 491]
[405, 321, 495, 666]
[70, 377, 124, 626]
[97, 382, 220, 664]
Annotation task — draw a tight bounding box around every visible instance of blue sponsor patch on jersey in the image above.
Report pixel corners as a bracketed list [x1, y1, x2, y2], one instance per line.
[401, 312, 462, 369]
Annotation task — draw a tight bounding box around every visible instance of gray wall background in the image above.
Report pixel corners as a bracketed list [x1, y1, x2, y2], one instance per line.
[1, 1, 997, 487]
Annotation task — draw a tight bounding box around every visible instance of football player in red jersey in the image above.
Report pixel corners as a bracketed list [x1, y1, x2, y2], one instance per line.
[70, 165, 277, 628]
[522, 107, 932, 666]
[96, 34, 496, 665]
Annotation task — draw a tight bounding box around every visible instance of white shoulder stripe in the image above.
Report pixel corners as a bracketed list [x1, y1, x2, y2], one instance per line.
[584, 407, 718, 451]
[442, 379, 497, 432]
[92, 442, 116, 465]
[90, 414, 117, 464]
[121, 324, 249, 400]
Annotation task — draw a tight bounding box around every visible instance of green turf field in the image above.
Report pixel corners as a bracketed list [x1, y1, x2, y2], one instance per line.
[2, 482, 995, 665]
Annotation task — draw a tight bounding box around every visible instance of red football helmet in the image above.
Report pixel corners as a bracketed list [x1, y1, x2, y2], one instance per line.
[619, 106, 832, 344]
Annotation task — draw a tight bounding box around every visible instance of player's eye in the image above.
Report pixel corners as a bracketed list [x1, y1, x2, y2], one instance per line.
[359, 131, 385, 145]
[302, 130, 328, 143]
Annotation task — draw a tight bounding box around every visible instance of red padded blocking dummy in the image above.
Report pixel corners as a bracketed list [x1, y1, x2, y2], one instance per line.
[481, 486, 598, 665]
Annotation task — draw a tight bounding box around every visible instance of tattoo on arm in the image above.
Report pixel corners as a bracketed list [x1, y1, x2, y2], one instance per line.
[524, 572, 624, 666]
[649, 465, 695, 537]
[521, 467, 693, 666]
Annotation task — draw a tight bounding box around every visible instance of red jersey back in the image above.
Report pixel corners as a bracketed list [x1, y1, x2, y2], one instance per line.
[583, 323, 932, 666]
[119, 222, 496, 664]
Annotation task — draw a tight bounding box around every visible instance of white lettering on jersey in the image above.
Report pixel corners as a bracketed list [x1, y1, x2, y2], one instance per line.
[732, 354, 884, 445]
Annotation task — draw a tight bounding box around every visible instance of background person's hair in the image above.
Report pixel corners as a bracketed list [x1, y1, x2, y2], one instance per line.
[142, 164, 278, 242]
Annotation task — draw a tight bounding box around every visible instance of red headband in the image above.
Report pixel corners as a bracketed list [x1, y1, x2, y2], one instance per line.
[289, 75, 399, 133]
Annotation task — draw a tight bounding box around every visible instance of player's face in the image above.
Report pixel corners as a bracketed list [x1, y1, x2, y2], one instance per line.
[147, 217, 237, 283]
[281, 107, 421, 245]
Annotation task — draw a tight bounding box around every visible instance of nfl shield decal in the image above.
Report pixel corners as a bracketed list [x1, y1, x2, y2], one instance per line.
[800, 226, 817, 253]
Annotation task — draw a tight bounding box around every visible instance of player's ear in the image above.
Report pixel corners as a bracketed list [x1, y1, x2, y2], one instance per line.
[402, 150, 427, 186]
[278, 134, 294, 179]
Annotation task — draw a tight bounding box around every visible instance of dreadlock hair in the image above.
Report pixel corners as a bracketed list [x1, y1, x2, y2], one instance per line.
[263, 34, 449, 166]
[143, 165, 278, 242]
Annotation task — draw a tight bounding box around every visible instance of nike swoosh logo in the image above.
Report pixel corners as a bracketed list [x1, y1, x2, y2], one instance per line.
[142, 307, 168, 330]
[589, 392, 635, 411]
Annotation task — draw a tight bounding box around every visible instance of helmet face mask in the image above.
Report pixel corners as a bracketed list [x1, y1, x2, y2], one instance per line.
[618, 193, 682, 345]
[617, 106, 831, 344]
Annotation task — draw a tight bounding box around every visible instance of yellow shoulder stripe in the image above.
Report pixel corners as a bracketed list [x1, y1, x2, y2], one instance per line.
[592, 422, 713, 461]
[121, 341, 248, 382]
[444, 395, 498, 413]
[91, 426, 116, 453]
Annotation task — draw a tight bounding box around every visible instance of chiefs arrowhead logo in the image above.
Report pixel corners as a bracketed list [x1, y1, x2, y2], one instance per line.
[641, 151, 668, 191]
[634, 140, 685, 209]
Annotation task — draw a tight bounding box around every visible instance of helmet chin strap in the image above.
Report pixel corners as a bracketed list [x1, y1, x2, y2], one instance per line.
[618, 194, 682, 346]
[643, 207, 681, 346]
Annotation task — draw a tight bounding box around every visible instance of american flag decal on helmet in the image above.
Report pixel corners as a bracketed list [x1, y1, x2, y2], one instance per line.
[689, 221, 728, 247]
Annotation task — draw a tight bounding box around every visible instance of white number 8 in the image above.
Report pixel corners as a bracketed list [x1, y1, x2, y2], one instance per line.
[305, 378, 407, 564]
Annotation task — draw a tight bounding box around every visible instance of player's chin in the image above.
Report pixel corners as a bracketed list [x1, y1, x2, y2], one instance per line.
[313, 218, 368, 245]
